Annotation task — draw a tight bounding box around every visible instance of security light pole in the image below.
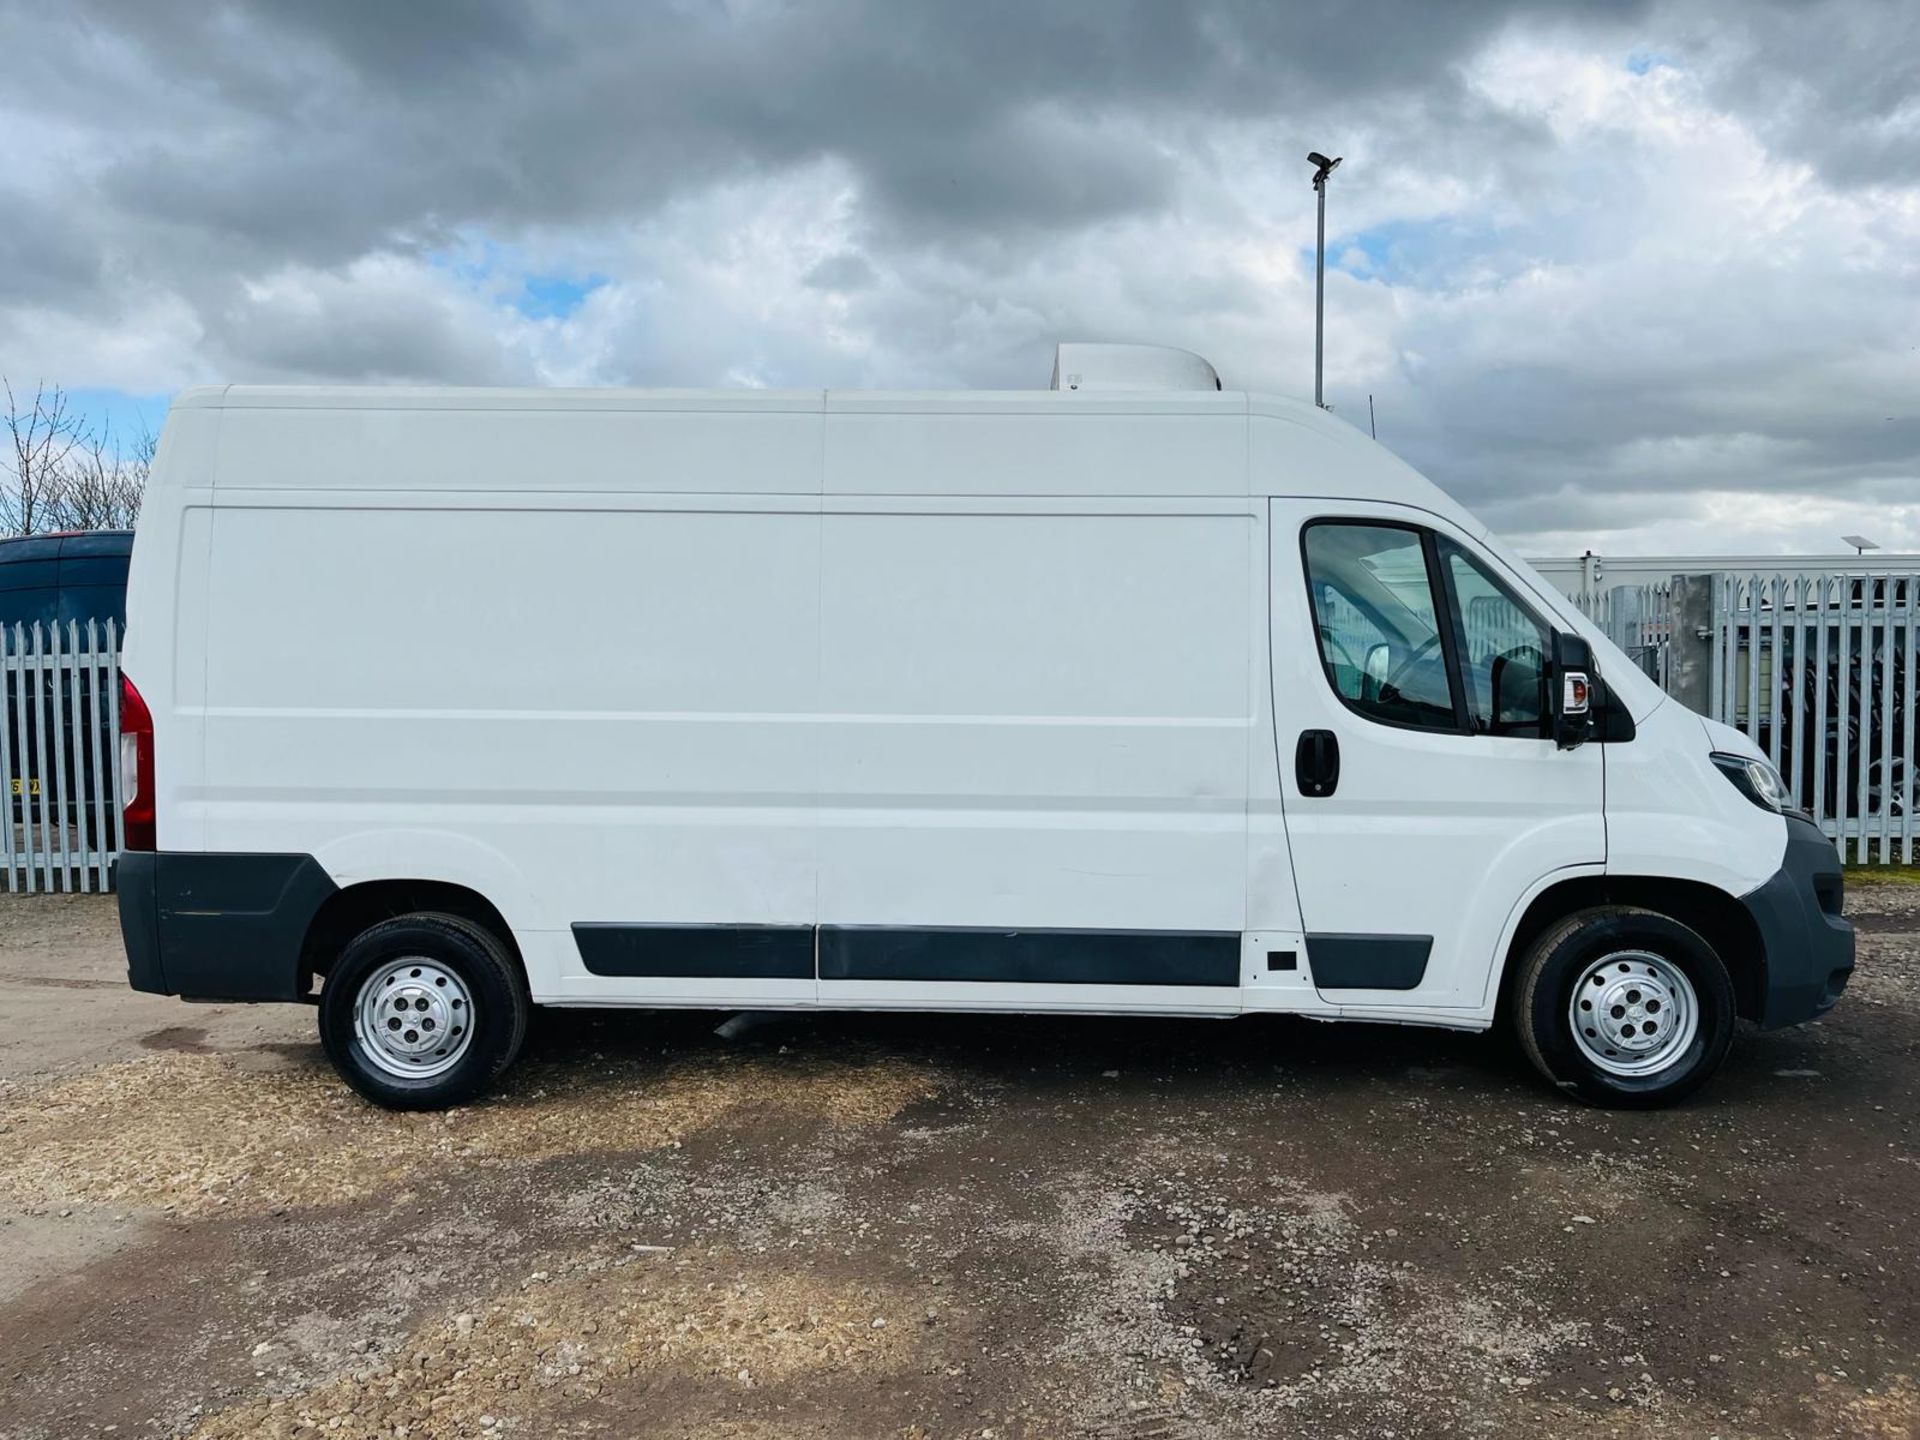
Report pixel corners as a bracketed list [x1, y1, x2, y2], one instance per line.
[1309, 151, 1343, 409]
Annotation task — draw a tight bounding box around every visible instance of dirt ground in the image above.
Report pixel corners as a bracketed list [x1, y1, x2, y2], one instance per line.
[0, 887, 1915, 1440]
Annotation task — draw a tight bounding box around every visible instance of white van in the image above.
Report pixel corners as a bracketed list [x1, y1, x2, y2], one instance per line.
[116, 344, 1852, 1111]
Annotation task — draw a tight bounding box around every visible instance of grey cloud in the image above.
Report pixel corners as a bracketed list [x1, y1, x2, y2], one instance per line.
[1672, 0, 1920, 187]
[202, 265, 528, 385]
[27, 0, 1636, 259]
[0, 190, 104, 303]
[803, 253, 877, 293]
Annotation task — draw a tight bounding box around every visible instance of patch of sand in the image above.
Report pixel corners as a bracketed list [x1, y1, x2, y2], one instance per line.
[190, 1248, 920, 1439]
[0, 1049, 939, 1217]
[1516, 1153, 1669, 1222]
[1822, 1373, 1920, 1439]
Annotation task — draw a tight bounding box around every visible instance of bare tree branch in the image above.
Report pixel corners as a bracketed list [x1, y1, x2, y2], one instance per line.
[2, 380, 151, 533]
[2, 378, 85, 535]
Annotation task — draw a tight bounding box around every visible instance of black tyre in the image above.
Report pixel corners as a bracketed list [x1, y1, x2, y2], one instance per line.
[1513, 906, 1735, 1109]
[319, 912, 530, 1110]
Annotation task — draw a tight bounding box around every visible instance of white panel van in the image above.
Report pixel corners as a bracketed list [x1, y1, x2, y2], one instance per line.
[115, 346, 1853, 1110]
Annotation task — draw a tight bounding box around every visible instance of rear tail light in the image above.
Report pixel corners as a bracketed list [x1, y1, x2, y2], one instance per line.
[119, 674, 155, 851]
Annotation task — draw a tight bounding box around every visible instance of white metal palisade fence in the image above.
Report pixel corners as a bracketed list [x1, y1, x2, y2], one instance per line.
[1, 621, 123, 893]
[1712, 573, 1917, 864]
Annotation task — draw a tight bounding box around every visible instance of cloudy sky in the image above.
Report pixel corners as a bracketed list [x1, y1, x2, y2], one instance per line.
[2, 0, 1916, 555]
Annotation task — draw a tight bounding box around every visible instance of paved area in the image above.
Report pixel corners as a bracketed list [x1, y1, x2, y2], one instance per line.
[0, 885, 1916, 1439]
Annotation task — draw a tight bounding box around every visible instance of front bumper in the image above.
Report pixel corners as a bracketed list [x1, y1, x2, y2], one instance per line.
[1739, 814, 1853, 1029]
[118, 851, 338, 1002]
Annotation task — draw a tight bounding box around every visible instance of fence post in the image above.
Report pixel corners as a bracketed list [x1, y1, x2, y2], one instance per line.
[1668, 573, 1716, 715]
[1604, 583, 1641, 661]
[0, 627, 14, 892]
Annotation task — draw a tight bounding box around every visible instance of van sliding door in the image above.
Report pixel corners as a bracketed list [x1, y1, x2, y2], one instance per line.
[811, 496, 1254, 1013]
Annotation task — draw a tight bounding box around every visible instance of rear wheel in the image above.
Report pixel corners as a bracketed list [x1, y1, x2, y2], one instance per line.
[1514, 906, 1735, 1108]
[319, 912, 530, 1110]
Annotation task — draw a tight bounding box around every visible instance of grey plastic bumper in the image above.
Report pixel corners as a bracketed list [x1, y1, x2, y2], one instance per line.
[1739, 815, 1853, 1029]
[118, 851, 338, 1002]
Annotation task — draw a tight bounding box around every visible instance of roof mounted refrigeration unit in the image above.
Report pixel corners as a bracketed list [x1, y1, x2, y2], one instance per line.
[1049, 343, 1222, 393]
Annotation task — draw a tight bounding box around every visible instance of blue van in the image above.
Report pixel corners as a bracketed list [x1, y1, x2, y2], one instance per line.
[2, 530, 133, 822]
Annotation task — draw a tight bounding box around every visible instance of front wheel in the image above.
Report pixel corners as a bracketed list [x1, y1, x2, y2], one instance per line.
[319, 912, 530, 1110]
[1513, 906, 1735, 1108]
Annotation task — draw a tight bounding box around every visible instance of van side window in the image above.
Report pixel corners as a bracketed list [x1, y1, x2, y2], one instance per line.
[1302, 523, 1460, 731]
[1440, 541, 1548, 736]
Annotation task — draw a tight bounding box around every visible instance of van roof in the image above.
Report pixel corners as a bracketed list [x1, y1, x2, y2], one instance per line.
[179, 383, 1300, 418]
[166, 384, 1483, 543]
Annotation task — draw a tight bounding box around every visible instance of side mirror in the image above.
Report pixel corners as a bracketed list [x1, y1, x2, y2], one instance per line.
[1551, 631, 1593, 750]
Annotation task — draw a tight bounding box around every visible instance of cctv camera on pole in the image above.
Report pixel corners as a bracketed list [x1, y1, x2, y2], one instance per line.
[1308, 151, 1342, 409]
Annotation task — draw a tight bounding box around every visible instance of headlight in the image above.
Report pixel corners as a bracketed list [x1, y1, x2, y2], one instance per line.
[1711, 752, 1793, 813]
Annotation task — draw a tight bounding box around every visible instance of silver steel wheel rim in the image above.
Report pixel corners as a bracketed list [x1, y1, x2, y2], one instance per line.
[353, 957, 476, 1080]
[1568, 949, 1699, 1078]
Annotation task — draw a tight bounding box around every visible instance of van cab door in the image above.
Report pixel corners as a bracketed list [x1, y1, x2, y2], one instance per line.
[1267, 500, 1604, 1016]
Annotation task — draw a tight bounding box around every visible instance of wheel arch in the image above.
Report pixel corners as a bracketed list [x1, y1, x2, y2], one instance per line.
[1497, 874, 1765, 1023]
[298, 879, 524, 999]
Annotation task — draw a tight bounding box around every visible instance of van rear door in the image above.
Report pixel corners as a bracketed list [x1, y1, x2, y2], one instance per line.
[1267, 500, 1604, 1016]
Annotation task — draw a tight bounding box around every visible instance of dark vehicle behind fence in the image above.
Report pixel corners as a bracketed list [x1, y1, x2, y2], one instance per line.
[2, 531, 133, 828]
[0, 530, 134, 632]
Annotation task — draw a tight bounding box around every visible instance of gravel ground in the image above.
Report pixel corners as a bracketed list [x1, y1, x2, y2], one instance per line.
[0, 885, 1916, 1439]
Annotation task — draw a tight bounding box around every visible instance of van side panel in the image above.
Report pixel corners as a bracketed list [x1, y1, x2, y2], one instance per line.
[812, 497, 1252, 1006]
[212, 396, 826, 496]
[196, 498, 823, 1001]
[173, 395, 1274, 1010]
[825, 392, 1247, 497]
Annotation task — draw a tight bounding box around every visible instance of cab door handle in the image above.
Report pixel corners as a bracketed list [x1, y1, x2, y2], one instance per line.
[1295, 729, 1340, 797]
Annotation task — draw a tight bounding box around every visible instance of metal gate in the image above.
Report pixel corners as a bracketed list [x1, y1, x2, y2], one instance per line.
[1, 621, 123, 892]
